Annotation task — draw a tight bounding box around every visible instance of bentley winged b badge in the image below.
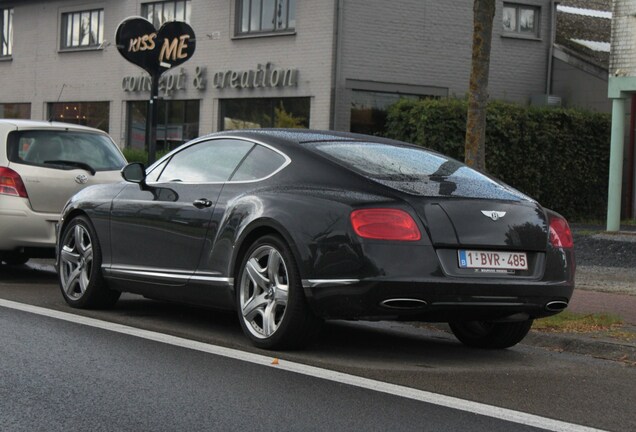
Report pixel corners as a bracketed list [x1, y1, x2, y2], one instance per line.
[481, 210, 506, 221]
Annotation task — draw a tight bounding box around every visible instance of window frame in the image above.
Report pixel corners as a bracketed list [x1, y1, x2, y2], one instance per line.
[60, 8, 105, 51]
[146, 137, 291, 185]
[219, 97, 310, 131]
[48, 101, 110, 132]
[1, 7, 13, 58]
[502, 3, 541, 40]
[0, 103, 31, 119]
[141, 0, 192, 28]
[235, 0, 296, 38]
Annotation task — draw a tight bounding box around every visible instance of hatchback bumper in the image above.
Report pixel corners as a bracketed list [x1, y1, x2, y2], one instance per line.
[0, 195, 58, 251]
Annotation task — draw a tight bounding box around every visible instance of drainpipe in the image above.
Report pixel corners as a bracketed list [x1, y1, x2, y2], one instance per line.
[628, 95, 635, 218]
[545, 0, 557, 94]
[331, 0, 344, 130]
[607, 96, 626, 231]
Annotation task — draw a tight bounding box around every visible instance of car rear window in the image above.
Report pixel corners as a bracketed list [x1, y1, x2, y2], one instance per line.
[308, 141, 530, 201]
[309, 141, 459, 179]
[7, 130, 126, 172]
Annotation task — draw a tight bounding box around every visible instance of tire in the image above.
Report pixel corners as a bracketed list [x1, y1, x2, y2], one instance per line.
[57, 215, 120, 309]
[236, 235, 321, 350]
[449, 319, 533, 349]
[2, 252, 29, 266]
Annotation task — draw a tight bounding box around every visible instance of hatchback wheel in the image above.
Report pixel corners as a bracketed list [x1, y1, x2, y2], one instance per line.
[449, 319, 533, 349]
[58, 215, 120, 308]
[1, 252, 29, 266]
[237, 235, 321, 349]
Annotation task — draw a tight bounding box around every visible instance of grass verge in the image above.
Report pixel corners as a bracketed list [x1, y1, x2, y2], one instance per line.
[533, 312, 636, 342]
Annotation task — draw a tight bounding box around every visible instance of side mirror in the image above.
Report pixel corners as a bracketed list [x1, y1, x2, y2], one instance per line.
[121, 162, 146, 186]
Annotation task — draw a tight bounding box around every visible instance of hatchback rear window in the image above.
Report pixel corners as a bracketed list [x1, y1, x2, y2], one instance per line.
[7, 130, 126, 172]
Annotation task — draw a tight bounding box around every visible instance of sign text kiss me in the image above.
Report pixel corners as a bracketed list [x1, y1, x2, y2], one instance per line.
[128, 33, 191, 63]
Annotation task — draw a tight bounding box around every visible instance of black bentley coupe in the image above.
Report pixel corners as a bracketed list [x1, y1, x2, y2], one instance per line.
[56, 130, 574, 350]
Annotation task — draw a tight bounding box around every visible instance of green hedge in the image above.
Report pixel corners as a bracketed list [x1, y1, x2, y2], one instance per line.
[385, 98, 611, 221]
[122, 148, 169, 165]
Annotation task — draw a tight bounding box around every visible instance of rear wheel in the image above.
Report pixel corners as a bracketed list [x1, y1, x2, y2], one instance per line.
[449, 319, 533, 349]
[236, 235, 321, 350]
[58, 215, 120, 309]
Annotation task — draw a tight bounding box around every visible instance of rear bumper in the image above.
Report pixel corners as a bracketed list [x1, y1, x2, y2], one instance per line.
[303, 277, 574, 322]
[0, 195, 58, 252]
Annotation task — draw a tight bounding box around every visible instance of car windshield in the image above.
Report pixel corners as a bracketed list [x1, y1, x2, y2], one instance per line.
[308, 141, 530, 201]
[7, 130, 126, 172]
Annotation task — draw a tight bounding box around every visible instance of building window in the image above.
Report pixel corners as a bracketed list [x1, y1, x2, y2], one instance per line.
[502, 3, 539, 37]
[350, 91, 432, 136]
[237, 0, 296, 35]
[61, 9, 104, 49]
[142, 1, 192, 28]
[0, 103, 30, 119]
[48, 102, 110, 132]
[220, 97, 309, 130]
[127, 100, 200, 152]
[1, 8, 13, 57]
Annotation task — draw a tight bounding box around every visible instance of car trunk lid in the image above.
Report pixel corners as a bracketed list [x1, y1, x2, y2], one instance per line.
[411, 199, 549, 251]
[11, 163, 122, 213]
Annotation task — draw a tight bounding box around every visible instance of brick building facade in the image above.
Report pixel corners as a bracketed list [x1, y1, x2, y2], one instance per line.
[0, 0, 555, 150]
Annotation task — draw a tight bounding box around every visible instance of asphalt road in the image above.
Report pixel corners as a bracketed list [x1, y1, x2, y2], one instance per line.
[1, 307, 546, 432]
[1, 261, 635, 431]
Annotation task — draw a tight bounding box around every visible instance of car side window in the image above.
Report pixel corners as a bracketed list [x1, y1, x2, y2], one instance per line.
[230, 144, 287, 182]
[157, 139, 253, 183]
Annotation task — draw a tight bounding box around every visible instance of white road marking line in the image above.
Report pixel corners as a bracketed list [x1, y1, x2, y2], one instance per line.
[0, 298, 606, 432]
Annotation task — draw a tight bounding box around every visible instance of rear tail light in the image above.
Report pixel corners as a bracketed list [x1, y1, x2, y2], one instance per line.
[0, 167, 29, 198]
[549, 215, 573, 249]
[350, 208, 421, 241]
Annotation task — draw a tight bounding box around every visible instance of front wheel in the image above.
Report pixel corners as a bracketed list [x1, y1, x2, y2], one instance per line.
[449, 319, 533, 349]
[58, 215, 120, 309]
[236, 235, 321, 350]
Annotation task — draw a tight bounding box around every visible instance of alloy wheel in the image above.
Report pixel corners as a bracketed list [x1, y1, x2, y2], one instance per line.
[60, 224, 94, 300]
[239, 245, 289, 339]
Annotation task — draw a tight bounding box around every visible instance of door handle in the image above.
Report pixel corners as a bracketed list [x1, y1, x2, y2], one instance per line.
[193, 198, 212, 209]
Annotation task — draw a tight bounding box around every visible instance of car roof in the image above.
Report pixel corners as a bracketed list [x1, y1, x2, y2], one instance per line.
[198, 129, 404, 145]
[0, 119, 106, 133]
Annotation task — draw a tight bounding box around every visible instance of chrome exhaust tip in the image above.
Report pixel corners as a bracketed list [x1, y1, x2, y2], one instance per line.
[545, 300, 568, 312]
[380, 298, 428, 310]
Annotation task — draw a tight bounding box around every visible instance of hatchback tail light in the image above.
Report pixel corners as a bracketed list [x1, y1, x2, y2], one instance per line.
[0, 167, 29, 198]
[549, 215, 573, 249]
[350, 208, 421, 241]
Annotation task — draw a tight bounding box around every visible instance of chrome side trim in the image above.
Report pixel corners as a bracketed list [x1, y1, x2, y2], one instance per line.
[302, 279, 360, 288]
[108, 268, 191, 281]
[431, 302, 525, 307]
[106, 266, 232, 285]
[190, 274, 233, 285]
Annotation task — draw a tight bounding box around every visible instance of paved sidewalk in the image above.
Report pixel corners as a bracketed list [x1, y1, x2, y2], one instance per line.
[568, 288, 636, 325]
[571, 264, 636, 325]
[523, 227, 636, 363]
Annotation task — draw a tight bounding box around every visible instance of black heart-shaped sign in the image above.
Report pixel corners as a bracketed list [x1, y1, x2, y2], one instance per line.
[115, 17, 196, 76]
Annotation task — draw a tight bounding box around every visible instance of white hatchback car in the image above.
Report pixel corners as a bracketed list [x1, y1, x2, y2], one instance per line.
[0, 119, 126, 265]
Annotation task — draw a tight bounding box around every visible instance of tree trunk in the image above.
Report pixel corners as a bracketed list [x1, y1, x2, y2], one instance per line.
[465, 0, 496, 171]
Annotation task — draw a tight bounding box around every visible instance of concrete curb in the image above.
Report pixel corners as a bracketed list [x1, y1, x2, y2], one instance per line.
[523, 331, 636, 364]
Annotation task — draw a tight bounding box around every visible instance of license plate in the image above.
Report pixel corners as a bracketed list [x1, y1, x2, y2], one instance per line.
[458, 250, 528, 270]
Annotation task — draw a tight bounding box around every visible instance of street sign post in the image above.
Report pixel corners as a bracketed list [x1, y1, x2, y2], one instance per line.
[115, 18, 196, 164]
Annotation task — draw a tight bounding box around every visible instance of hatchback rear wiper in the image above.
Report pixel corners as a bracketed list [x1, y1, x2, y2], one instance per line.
[44, 160, 96, 175]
